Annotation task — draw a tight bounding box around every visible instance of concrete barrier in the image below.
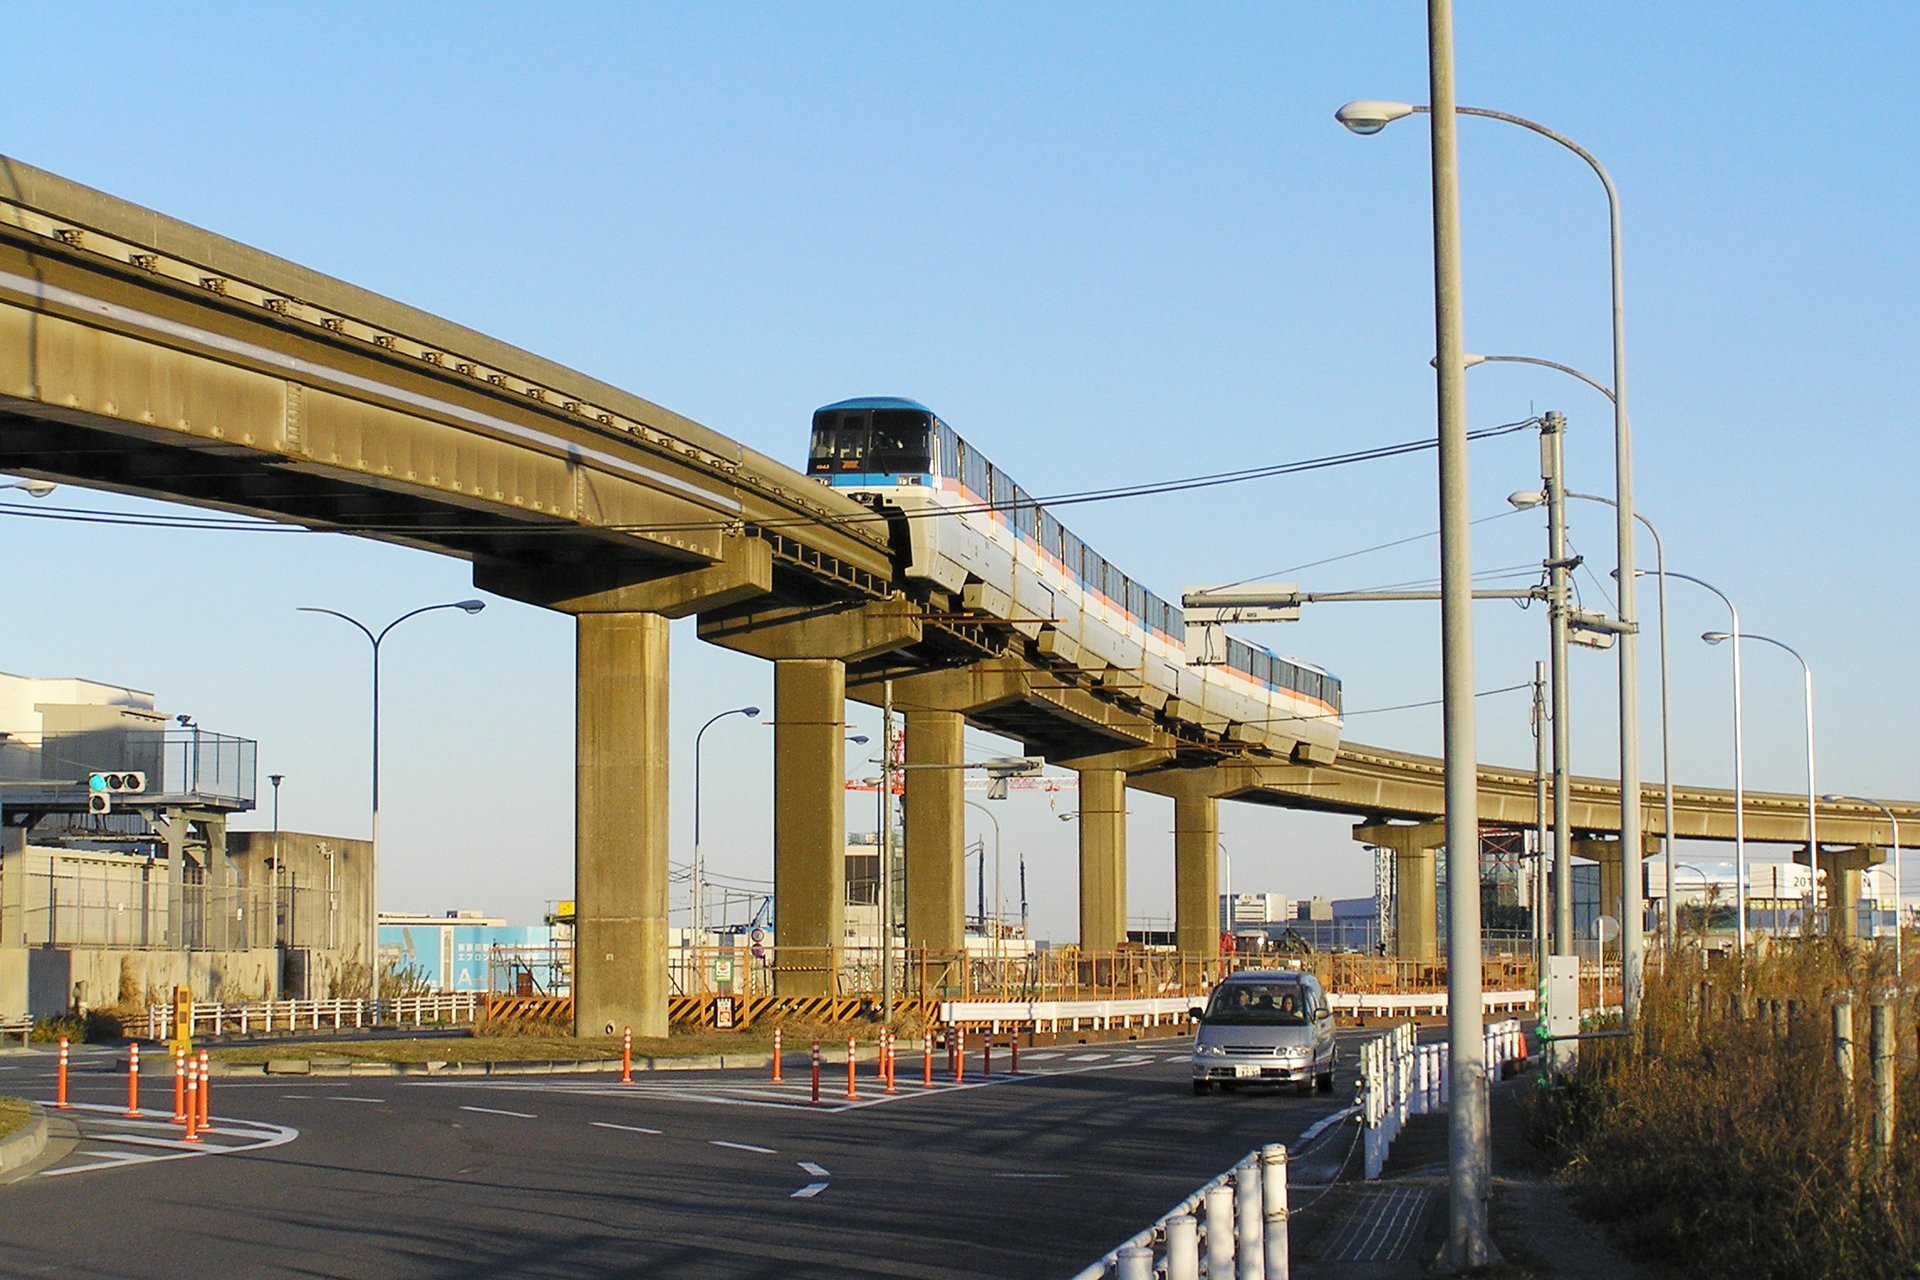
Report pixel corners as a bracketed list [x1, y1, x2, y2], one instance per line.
[0, 1102, 47, 1177]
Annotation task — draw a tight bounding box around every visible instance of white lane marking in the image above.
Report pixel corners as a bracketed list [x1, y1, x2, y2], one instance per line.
[798, 1161, 830, 1178]
[709, 1140, 776, 1154]
[1297, 1104, 1360, 1147]
[38, 1105, 298, 1178]
[329, 1096, 386, 1104]
[1068, 1053, 1110, 1062]
[280, 1094, 314, 1099]
[1021, 1052, 1064, 1061]
[994, 1173, 1068, 1178]
[791, 1181, 830, 1198]
[591, 1121, 663, 1135]
[459, 1105, 536, 1118]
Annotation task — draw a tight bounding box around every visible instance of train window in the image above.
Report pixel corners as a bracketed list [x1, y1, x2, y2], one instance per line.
[1126, 579, 1146, 621]
[1013, 486, 1037, 537]
[1039, 511, 1063, 560]
[869, 409, 931, 474]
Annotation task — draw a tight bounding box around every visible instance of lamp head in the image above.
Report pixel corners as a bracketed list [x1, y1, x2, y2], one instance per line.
[1702, 631, 1732, 645]
[1508, 491, 1546, 511]
[741, 705, 762, 718]
[847, 734, 869, 745]
[1822, 794, 1847, 804]
[18, 480, 55, 498]
[455, 599, 486, 614]
[1335, 100, 1417, 135]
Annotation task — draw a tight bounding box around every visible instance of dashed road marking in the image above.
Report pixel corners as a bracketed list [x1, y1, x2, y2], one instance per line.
[994, 1172, 1068, 1178]
[1022, 1052, 1063, 1060]
[791, 1181, 830, 1198]
[1068, 1053, 1110, 1062]
[330, 1096, 385, 1104]
[459, 1105, 535, 1118]
[591, 1121, 663, 1135]
[798, 1161, 830, 1178]
[710, 1140, 776, 1154]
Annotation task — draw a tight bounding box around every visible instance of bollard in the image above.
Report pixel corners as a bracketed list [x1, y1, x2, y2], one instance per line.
[1833, 997, 1855, 1104]
[884, 1030, 897, 1094]
[183, 1058, 201, 1142]
[126, 1043, 141, 1117]
[984, 1034, 992, 1078]
[1114, 1246, 1154, 1280]
[1164, 1212, 1200, 1280]
[923, 1026, 933, 1087]
[954, 1028, 965, 1084]
[1261, 1143, 1290, 1280]
[811, 1041, 821, 1105]
[1204, 1183, 1235, 1279]
[846, 1036, 858, 1101]
[199, 1050, 211, 1131]
[621, 1026, 633, 1085]
[55, 1038, 70, 1109]
[173, 1047, 187, 1123]
[1870, 1001, 1895, 1187]
[1010, 1032, 1019, 1074]
[1235, 1157, 1263, 1280]
[772, 1027, 784, 1083]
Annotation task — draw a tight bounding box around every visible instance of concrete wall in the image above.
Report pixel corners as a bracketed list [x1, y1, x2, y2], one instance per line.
[0, 945, 283, 1019]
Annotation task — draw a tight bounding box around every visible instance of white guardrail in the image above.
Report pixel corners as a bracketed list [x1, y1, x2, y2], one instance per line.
[1071, 1142, 1297, 1280]
[145, 992, 484, 1040]
[1359, 1018, 1527, 1179]
[936, 990, 1535, 1033]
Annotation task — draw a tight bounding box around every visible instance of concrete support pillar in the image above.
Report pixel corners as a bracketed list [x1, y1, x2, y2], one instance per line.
[1173, 792, 1220, 958]
[1354, 822, 1446, 960]
[773, 659, 847, 995]
[1799, 845, 1884, 942]
[904, 709, 965, 953]
[1575, 835, 1661, 938]
[1078, 768, 1128, 951]
[574, 612, 671, 1039]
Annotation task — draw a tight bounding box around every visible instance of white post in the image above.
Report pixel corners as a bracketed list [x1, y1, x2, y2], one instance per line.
[1262, 1144, 1290, 1280]
[1205, 1184, 1235, 1278]
[1115, 1247, 1154, 1280]
[1236, 1158, 1263, 1280]
[1165, 1213, 1200, 1280]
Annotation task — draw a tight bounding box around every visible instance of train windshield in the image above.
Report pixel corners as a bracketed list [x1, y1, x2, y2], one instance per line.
[809, 407, 933, 474]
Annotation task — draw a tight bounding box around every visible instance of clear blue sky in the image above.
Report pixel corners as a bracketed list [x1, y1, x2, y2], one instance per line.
[1, 3, 1914, 938]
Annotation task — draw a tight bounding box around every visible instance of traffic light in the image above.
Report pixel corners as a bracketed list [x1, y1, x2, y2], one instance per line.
[86, 771, 147, 814]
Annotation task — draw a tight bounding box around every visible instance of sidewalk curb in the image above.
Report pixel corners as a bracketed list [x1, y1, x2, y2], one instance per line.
[208, 1052, 777, 1078]
[0, 1101, 48, 1176]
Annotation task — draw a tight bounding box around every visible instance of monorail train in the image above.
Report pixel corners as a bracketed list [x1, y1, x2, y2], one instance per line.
[806, 397, 1342, 762]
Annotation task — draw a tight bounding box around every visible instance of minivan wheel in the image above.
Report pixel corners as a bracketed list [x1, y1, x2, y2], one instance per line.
[1192, 1080, 1213, 1095]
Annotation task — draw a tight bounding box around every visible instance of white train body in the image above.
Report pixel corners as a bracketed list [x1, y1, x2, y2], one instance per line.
[807, 398, 1341, 762]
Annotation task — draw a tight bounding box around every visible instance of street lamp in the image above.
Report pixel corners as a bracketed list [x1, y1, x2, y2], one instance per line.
[1337, 27, 1496, 1264]
[1345, 95, 1645, 1031]
[0, 479, 56, 498]
[299, 599, 486, 1011]
[1667, 575, 1746, 950]
[1825, 794, 1902, 982]
[1710, 632, 1817, 934]
[965, 798, 1003, 959]
[692, 706, 762, 938]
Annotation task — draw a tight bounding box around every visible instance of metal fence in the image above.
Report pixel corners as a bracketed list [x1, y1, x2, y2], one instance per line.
[142, 991, 483, 1040]
[13, 866, 338, 952]
[35, 728, 256, 807]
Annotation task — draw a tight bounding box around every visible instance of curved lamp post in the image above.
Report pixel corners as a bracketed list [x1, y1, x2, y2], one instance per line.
[1665, 575, 1746, 950]
[1344, 98, 1644, 1027]
[691, 706, 762, 938]
[1710, 632, 1816, 934]
[300, 599, 485, 1011]
[964, 799, 1003, 957]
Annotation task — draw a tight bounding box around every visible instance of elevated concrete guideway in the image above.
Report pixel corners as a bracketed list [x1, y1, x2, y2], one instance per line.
[0, 156, 1909, 1034]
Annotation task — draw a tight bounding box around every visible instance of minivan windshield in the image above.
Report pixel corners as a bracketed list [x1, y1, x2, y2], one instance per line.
[1203, 981, 1310, 1026]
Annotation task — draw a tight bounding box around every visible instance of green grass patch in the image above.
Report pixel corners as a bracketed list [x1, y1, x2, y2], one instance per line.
[0, 1096, 30, 1144]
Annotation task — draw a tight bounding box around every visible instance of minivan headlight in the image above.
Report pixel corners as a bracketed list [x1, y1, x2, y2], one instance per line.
[1199, 1043, 1227, 1056]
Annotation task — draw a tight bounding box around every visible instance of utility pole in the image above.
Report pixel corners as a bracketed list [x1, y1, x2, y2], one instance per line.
[880, 680, 895, 1024]
[1542, 413, 1575, 966]
[1531, 666, 1547, 982]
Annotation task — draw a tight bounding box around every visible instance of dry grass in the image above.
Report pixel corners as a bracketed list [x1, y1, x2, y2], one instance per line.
[0, 1096, 30, 1144]
[1532, 939, 1918, 1280]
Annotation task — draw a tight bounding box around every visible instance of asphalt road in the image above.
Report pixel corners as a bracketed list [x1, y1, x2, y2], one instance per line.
[0, 1035, 1364, 1280]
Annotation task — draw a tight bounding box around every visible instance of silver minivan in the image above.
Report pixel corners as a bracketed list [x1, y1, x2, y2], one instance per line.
[1190, 970, 1337, 1095]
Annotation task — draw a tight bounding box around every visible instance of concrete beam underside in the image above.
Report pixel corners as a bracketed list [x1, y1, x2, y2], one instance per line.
[904, 710, 965, 952]
[774, 659, 846, 995]
[1173, 793, 1220, 958]
[574, 612, 670, 1039]
[1079, 769, 1127, 951]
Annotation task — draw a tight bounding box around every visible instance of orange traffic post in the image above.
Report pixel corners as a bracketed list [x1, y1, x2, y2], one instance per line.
[55, 1038, 70, 1109]
[771, 1027, 783, 1083]
[173, 1047, 186, 1122]
[621, 1026, 632, 1085]
[845, 1036, 858, 1100]
[198, 1051, 211, 1131]
[183, 1058, 200, 1143]
[810, 1041, 821, 1105]
[883, 1030, 897, 1094]
[1010, 1033, 1019, 1074]
[126, 1042, 141, 1117]
[983, 1033, 992, 1078]
[954, 1028, 965, 1084]
[922, 1027, 933, 1087]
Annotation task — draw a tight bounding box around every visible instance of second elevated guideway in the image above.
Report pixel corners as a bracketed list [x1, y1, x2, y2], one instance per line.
[0, 155, 1905, 1036]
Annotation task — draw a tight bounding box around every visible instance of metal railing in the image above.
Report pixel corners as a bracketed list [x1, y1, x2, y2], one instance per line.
[141, 991, 483, 1040]
[34, 728, 256, 807]
[1357, 1018, 1527, 1179]
[1072, 1143, 1294, 1280]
